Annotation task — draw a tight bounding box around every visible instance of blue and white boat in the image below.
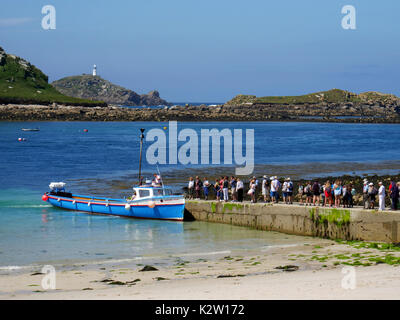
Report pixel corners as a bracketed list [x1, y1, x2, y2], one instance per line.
[42, 182, 185, 221]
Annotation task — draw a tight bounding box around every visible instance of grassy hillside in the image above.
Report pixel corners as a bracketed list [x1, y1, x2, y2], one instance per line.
[0, 47, 106, 106]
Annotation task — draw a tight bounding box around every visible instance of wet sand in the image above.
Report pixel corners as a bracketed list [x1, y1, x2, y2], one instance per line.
[2, 237, 400, 300]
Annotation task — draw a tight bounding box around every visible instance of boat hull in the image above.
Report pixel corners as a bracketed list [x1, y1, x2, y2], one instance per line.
[45, 194, 185, 221]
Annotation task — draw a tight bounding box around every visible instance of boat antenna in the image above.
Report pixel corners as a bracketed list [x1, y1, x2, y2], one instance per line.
[138, 128, 145, 186]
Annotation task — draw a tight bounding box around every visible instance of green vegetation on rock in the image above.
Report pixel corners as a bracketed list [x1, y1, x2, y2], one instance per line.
[226, 88, 400, 106]
[211, 202, 217, 213]
[0, 46, 106, 106]
[255, 89, 361, 104]
[335, 240, 400, 251]
[222, 202, 244, 213]
[309, 208, 350, 227]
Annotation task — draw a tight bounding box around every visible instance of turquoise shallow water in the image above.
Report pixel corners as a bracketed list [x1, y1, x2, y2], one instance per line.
[0, 188, 304, 268]
[0, 121, 399, 268]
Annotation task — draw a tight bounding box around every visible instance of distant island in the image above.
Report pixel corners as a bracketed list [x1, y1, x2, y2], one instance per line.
[2, 87, 400, 122]
[220, 88, 400, 121]
[52, 74, 171, 106]
[1, 45, 400, 122]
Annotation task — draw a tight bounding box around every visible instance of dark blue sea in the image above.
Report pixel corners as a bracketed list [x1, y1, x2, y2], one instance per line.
[0, 121, 399, 269]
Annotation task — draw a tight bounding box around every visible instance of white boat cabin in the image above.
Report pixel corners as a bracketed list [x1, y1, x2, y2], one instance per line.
[132, 186, 173, 200]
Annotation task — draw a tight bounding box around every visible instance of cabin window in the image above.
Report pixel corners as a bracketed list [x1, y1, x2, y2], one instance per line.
[154, 189, 163, 196]
[139, 189, 150, 198]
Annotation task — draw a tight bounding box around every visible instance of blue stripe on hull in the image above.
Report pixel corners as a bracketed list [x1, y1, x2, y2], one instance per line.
[48, 198, 184, 221]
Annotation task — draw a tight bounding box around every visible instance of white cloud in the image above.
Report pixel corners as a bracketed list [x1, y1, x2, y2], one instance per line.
[0, 18, 34, 27]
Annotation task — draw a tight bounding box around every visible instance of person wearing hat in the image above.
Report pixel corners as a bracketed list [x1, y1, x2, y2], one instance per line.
[378, 182, 386, 211]
[262, 175, 270, 203]
[363, 179, 369, 209]
[253, 176, 259, 188]
[282, 178, 289, 204]
[367, 182, 377, 209]
[270, 176, 280, 203]
[269, 176, 274, 202]
[236, 178, 244, 202]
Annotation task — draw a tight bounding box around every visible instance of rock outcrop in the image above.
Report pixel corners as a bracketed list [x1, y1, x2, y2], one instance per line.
[52, 75, 170, 106]
[224, 89, 400, 121]
[0, 46, 105, 107]
[1, 103, 400, 123]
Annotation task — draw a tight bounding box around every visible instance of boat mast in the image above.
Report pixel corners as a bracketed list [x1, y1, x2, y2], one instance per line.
[156, 164, 166, 196]
[138, 128, 145, 185]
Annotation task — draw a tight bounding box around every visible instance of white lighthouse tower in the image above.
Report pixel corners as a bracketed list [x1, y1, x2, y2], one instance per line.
[92, 64, 97, 76]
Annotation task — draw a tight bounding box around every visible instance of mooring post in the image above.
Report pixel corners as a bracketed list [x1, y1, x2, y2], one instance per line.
[138, 128, 145, 185]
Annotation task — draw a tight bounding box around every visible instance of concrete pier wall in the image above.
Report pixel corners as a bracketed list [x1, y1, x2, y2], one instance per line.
[185, 201, 400, 243]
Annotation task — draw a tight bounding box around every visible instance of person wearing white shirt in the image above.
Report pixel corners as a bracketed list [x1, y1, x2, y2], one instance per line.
[378, 182, 386, 211]
[236, 179, 244, 202]
[271, 176, 280, 203]
[262, 175, 269, 202]
[282, 180, 288, 204]
[188, 177, 194, 199]
[363, 179, 369, 209]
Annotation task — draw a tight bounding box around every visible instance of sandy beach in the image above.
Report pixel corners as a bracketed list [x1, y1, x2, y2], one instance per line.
[1, 237, 400, 300]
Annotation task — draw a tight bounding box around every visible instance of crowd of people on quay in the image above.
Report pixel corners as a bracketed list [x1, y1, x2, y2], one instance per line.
[186, 175, 400, 211]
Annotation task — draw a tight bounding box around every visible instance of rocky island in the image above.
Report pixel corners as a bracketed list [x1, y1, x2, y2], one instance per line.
[223, 89, 400, 122]
[52, 75, 170, 106]
[1, 45, 400, 122]
[1, 88, 400, 122]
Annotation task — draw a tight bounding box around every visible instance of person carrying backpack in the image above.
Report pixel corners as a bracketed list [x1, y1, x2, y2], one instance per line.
[282, 179, 288, 204]
[312, 181, 320, 206]
[287, 178, 293, 204]
[304, 182, 312, 206]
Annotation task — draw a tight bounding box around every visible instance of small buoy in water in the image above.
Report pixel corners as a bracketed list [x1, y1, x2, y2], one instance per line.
[125, 203, 131, 210]
[83, 129, 88, 132]
[18, 138, 26, 141]
[148, 201, 156, 208]
[163, 126, 167, 130]
[42, 194, 49, 202]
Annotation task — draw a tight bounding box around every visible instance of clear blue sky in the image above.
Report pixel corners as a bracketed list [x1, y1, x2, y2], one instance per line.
[0, 0, 399, 102]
